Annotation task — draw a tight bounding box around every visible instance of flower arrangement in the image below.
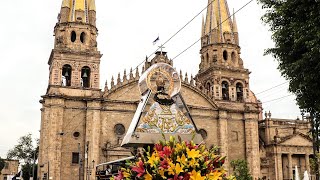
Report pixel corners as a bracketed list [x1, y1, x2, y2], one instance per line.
[112, 136, 235, 180]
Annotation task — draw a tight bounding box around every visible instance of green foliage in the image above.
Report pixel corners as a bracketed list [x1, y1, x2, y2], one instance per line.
[231, 159, 253, 180]
[310, 152, 320, 174]
[7, 133, 39, 164]
[258, 0, 320, 176]
[21, 163, 38, 180]
[258, 0, 320, 112]
[0, 157, 5, 175]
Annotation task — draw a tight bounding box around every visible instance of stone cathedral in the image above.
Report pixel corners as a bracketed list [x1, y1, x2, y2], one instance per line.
[38, 0, 314, 180]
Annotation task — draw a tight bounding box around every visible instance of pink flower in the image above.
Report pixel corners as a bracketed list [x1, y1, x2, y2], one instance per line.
[132, 160, 145, 177]
[114, 170, 124, 180]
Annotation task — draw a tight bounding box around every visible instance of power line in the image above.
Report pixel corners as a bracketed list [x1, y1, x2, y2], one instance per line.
[256, 81, 288, 95]
[112, 0, 217, 99]
[172, 0, 254, 60]
[262, 94, 294, 104]
[114, 0, 254, 99]
[122, 0, 217, 80]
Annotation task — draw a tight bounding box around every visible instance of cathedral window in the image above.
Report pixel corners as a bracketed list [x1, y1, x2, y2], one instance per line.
[114, 124, 126, 136]
[72, 152, 80, 164]
[223, 50, 228, 61]
[221, 81, 229, 100]
[236, 83, 244, 101]
[206, 82, 211, 92]
[62, 64, 72, 86]
[71, 31, 77, 42]
[73, 132, 80, 138]
[81, 66, 91, 88]
[80, 32, 86, 43]
[231, 51, 236, 63]
[206, 53, 209, 65]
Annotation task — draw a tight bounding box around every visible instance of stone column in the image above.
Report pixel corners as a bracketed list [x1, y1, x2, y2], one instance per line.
[47, 98, 65, 180]
[244, 113, 261, 179]
[218, 110, 229, 171]
[288, 153, 293, 180]
[277, 153, 283, 180]
[85, 101, 101, 180]
[305, 154, 310, 173]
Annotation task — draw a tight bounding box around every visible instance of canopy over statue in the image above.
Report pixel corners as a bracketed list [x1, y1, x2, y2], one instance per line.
[121, 63, 203, 147]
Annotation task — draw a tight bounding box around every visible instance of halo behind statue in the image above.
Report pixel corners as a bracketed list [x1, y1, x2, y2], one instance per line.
[139, 63, 181, 97]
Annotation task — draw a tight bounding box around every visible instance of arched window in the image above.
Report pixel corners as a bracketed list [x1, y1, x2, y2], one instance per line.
[62, 64, 72, 86]
[71, 31, 76, 42]
[80, 32, 86, 43]
[231, 52, 236, 62]
[81, 66, 91, 88]
[223, 50, 228, 61]
[221, 81, 229, 100]
[236, 83, 244, 101]
[206, 53, 209, 65]
[206, 82, 211, 92]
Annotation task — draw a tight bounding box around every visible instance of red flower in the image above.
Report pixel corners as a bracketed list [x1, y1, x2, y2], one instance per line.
[132, 160, 145, 177]
[160, 159, 169, 169]
[168, 175, 184, 180]
[159, 146, 172, 157]
[185, 142, 196, 149]
[155, 144, 163, 151]
[183, 173, 191, 180]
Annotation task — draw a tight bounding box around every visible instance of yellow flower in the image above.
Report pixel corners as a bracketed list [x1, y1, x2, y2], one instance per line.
[187, 148, 201, 159]
[176, 143, 184, 152]
[189, 158, 199, 168]
[158, 168, 166, 178]
[207, 171, 223, 180]
[148, 153, 160, 167]
[168, 163, 184, 175]
[175, 163, 184, 174]
[144, 170, 153, 180]
[177, 154, 187, 165]
[190, 170, 205, 180]
[123, 171, 131, 178]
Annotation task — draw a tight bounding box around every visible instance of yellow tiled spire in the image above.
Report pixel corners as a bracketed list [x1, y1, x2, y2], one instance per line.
[60, 0, 96, 23]
[75, 0, 85, 11]
[204, 0, 235, 43]
[214, 0, 232, 33]
[89, 0, 96, 11]
[61, 0, 71, 8]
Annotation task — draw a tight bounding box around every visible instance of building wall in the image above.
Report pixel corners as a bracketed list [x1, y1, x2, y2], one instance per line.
[0, 160, 19, 180]
[39, 77, 261, 180]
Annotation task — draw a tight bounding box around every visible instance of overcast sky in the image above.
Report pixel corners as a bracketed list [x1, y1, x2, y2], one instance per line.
[0, 0, 301, 157]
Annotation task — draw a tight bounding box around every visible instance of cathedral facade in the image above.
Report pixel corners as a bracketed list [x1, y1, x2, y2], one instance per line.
[38, 0, 313, 180]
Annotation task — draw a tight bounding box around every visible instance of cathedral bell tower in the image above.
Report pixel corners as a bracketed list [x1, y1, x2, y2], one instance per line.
[196, 0, 250, 102]
[48, 0, 101, 91]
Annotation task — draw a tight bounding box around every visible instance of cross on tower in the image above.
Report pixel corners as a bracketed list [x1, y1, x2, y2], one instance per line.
[158, 44, 165, 54]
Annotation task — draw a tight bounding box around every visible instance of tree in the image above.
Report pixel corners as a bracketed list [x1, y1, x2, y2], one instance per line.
[7, 133, 39, 179]
[258, 0, 320, 178]
[0, 157, 5, 175]
[231, 160, 253, 180]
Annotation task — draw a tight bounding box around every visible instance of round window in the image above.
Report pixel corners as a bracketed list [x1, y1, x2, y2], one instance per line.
[114, 124, 126, 135]
[198, 129, 208, 139]
[73, 132, 80, 138]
